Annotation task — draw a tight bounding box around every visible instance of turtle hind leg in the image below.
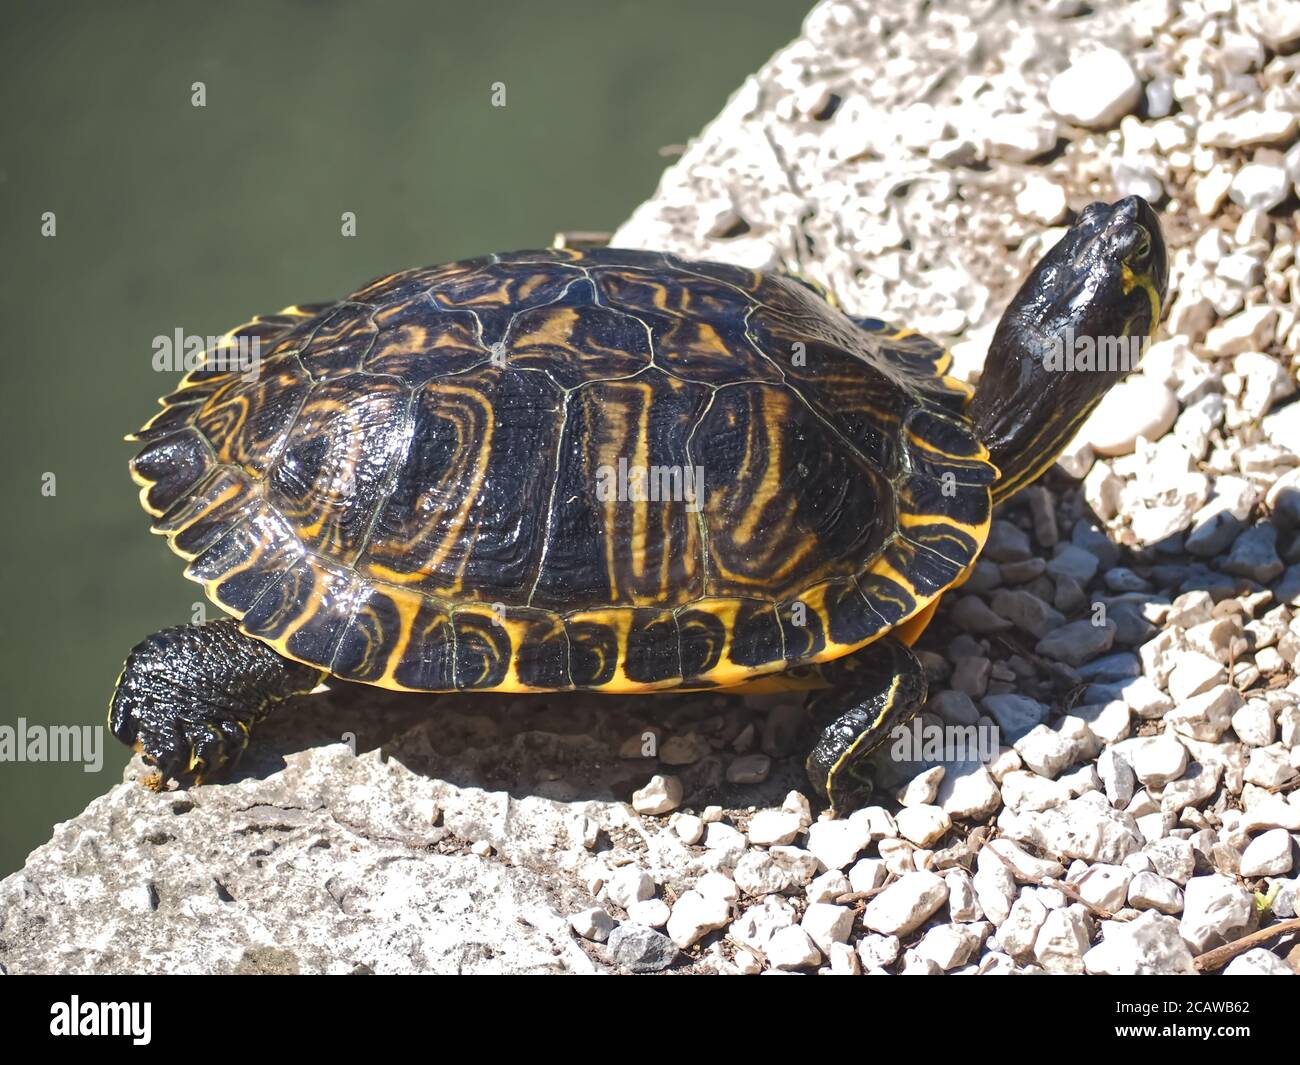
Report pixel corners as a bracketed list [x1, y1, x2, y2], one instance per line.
[109, 619, 325, 787]
[803, 637, 928, 817]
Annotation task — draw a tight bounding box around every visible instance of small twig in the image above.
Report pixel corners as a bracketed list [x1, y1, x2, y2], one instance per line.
[834, 876, 899, 906]
[1192, 918, 1300, 973]
[725, 934, 768, 967]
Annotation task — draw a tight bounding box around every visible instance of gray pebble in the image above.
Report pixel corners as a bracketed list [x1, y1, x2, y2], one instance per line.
[985, 520, 1033, 563]
[1048, 544, 1101, 584]
[964, 558, 1003, 593]
[1223, 525, 1284, 584]
[992, 589, 1066, 634]
[929, 689, 981, 726]
[1053, 574, 1089, 614]
[1000, 557, 1048, 584]
[1076, 652, 1141, 682]
[1036, 619, 1117, 666]
[1104, 568, 1151, 593]
[726, 753, 772, 785]
[609, 923, 679, 972]
[981, 693, 1050, 743]
[1072, 522, 1120, 569]
[950, 656, 992, 698]
[951, 595, 1013, 634]
[1109, 601, 1158, 645]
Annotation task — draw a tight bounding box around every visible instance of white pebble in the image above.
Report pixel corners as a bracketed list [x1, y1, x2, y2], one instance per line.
[801, 903, 855, 953]
[1127, 871, 1184, 915]
[1081, 378, 1178, 456]
[671, 812, 704, 844]
[766, 925, 822, 970]
[607, 867, 655, 909]
[570, 906, 614, 943]
[862, 871, 948, 936]
[665, 890, 730, 948]
[746, 808, 802, 847]
[1033, 907, 1092, 973]
[894, 804, 952, 846]
[1239, 829, 1295, 877]
[626, 898, 670, 928]
[1083, 911, 1195, 974]
[1180, 875, 1256, 953]
[632, 774, 682, 815]
[1223, 948, 1295, 975]
[1047, 48, 1141, 129]
[1130, 735, 1188, 789]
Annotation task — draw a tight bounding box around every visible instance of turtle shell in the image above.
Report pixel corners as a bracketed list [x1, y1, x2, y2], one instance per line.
[128, 248, 996, 693]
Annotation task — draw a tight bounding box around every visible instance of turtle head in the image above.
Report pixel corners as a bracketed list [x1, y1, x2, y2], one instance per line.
[969, 195, 1168, 503]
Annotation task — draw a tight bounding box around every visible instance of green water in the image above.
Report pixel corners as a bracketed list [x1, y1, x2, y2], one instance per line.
[0, 0, 807, 875]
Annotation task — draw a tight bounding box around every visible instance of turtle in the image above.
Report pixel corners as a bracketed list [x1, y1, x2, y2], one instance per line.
[110, 196, 1167, 814]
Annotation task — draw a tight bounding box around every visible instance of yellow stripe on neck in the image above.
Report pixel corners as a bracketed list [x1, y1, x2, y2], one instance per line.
[1121, 265, 1163, 333]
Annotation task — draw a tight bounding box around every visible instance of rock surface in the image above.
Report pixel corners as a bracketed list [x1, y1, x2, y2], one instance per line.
[5, 0, 1300, 975]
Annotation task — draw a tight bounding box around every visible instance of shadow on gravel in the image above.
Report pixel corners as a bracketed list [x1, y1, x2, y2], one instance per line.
[213, 678, 811, 813]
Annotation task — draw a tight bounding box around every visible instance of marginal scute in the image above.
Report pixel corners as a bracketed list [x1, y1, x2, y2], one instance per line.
[897, 473, 991, 534]
[677, 607, 728, 678]
[563, 622, 616, 688]
[451, 607, 512, 690]
[902, 407, 994, 483]
[127, 247, 996, 693]
[131, 399, 209, 444]
[824, 577, 898, 647]
[510, 610, 571, 690]
[330, 581, 412, 684]
[623, 609, 682, 686]
[853, 570, 915, 632]
[129, 429, 214, 517]
[881, 536, 966, 598]
[152, 466, 256, 560]
[391, 596, 456, 691]
[777, 597, 827, 662]
[242, 554, 357, 668]
[726, 601, 786, 668]
[184, 503, 304, 616]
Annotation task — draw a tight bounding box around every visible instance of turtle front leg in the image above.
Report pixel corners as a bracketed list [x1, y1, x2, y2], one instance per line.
[109, 619, 325, 788]
[803, 637, 928, 816]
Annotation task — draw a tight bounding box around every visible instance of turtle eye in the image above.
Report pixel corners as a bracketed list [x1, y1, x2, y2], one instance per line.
[1130, 227, 1152, 264]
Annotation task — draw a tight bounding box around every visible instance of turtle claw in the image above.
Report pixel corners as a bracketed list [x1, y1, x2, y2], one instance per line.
[109, 620, 325, 789]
